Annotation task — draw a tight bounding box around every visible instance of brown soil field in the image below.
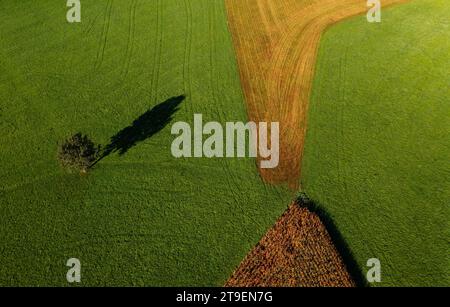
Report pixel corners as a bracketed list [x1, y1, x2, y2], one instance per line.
[225, 202, 354, 287]
[225, 0, 409, 189]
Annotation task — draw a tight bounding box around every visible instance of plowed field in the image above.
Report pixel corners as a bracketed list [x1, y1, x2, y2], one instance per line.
[225, 203, 354, 287]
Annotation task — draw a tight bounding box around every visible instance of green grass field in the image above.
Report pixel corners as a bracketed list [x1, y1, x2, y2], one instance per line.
[302, 0, 450, 286]
[1, 0, 448, 287]
[0, 0, 293, 286]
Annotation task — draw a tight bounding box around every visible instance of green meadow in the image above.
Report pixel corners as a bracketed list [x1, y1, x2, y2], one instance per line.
[0, 0, 293, 286]
[302, 0, 450, 286]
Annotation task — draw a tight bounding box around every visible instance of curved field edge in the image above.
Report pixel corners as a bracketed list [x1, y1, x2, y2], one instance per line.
[302, 0, 450, 286]
[224, 0, 409, 189]
[0, 0, 294, 286]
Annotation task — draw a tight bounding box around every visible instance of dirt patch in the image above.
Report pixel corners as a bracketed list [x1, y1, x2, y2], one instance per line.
[225, 0, 410, 189]
[225, 202, 354, 287]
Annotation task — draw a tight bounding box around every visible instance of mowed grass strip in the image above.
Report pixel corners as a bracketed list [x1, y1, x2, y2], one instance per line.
[302, 0, 450, 286]
[0, 0, 293, 286]
[225, 0, 409, 189]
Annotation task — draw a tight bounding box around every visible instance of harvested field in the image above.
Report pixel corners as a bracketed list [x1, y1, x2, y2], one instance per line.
[225, 0, 410, 189]
[225, 203, 354, 287]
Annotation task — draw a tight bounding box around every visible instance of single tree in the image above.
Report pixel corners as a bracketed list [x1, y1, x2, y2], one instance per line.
[57, 133, 100, 173]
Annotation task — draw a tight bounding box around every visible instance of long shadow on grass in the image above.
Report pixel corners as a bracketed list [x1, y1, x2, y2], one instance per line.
[92, 95, 185, 166]
[297, 193, 368, 287]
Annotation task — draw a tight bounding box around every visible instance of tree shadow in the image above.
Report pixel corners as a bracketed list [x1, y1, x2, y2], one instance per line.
[95, 95, 185, 164]
[297, 193, 368, 287]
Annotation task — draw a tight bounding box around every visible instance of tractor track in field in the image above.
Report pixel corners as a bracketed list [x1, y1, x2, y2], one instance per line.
[151, 0, 163, 104]
[95, 0, 113, 71]
[84, 11, 102, 36]
[225, 0, 410, 189]
[183, 0, 194, 115]
[121, 0, 138, 79]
